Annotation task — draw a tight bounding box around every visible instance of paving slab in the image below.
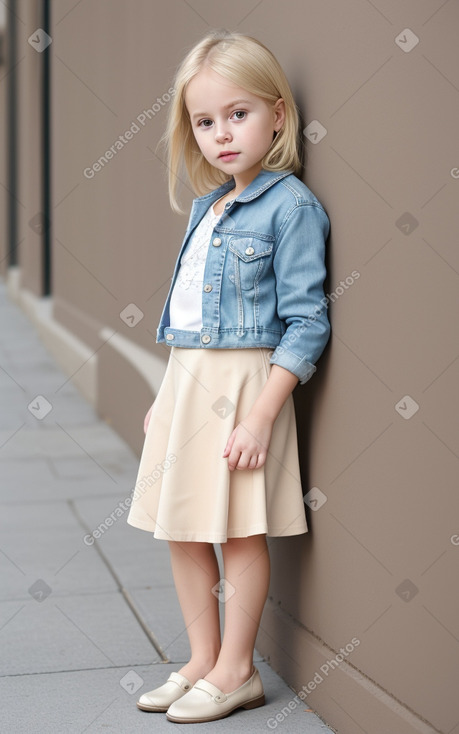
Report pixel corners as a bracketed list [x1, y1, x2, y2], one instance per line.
[0, 501, 118, 599]
[0, 457, 56, 491]
[0, 529, 118, 601]
[73, 495, 175, 589]
[0, 591, 158, 676]
[0, 462, 136, 503]
[0, 422, 136, 461]
[0, 662, 332, 734]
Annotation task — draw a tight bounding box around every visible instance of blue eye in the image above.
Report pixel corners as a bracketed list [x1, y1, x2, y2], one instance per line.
[232, 110, 246, 120]
[198, 119, 213, 128]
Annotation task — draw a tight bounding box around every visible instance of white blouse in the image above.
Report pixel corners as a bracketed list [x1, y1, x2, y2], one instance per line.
[169, 202, 221, 331]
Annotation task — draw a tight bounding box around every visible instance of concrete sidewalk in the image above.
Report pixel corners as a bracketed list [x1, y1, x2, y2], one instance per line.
[0, 279, 333, 733]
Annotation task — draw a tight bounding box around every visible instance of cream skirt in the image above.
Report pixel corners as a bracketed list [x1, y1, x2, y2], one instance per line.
[126, 347, 308, 542]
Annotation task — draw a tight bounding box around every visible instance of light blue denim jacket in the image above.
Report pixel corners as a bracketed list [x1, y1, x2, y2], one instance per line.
[157, 169, 330, 384]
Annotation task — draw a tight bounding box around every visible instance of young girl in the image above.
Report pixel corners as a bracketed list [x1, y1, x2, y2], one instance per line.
[127, 30, 330, 724]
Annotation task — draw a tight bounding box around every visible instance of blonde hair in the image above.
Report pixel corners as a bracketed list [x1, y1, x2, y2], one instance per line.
[163, 30, 302, 213]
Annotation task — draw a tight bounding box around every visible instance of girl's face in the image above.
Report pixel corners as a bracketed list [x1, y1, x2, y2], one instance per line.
[185, 67, 285, 192]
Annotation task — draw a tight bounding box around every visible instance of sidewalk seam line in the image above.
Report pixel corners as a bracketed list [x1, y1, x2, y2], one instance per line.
[68, 498, 170, 663]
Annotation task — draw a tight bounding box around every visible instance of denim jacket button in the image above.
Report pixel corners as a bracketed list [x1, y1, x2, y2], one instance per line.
[166, 333, 175, 341]
[203, 284, 213, 293]
[245, 246, 255, 255]
[212, 237, 222, 247]
[201, 334, 211, 344]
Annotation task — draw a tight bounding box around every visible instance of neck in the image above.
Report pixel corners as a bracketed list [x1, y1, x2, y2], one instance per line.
[232, 164, 263, 197]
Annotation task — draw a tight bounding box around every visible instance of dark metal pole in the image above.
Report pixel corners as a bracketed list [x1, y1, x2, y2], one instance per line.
[42, 0, 51, 295]
[6, 0, 18, 267]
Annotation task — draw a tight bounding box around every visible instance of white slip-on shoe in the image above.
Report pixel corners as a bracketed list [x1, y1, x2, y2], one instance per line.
[166, 666, 265, 723]
[137, 671, 193, 712]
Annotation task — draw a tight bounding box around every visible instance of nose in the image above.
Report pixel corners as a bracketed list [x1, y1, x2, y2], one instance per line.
[214, 120, 232, 143]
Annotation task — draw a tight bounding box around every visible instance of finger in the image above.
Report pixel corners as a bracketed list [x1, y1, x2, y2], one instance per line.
[223, 428, 237, 457]
[255, 452, 267, 469]
[223, 428, 239, 457]
[247, 454, 259, 470]
[235, 451, 253, 471]
[228, 448, 242, 471]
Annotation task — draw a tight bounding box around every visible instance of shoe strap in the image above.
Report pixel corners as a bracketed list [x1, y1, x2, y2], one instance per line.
[193, 678, 227, 703]
[168, 671, 192, 691]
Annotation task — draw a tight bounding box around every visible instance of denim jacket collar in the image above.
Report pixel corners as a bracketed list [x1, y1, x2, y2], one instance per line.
[195, 168, 294, 206]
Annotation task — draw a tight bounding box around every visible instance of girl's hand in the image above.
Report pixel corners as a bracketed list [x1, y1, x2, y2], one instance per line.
[144, 403, 154, 434]
[223, 412, 273, 471]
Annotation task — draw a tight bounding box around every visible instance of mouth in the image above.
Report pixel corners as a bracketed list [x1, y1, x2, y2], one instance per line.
[218, 151, 239, 161]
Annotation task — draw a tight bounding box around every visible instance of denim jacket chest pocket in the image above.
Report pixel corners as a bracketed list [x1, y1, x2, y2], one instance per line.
[227, 236, 274, 291]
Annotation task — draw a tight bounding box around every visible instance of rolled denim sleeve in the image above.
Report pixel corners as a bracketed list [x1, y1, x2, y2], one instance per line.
[270, 203, 330, 384]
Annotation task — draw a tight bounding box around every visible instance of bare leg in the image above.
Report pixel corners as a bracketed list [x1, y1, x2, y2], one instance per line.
[203, 533, 270, 692]
[168, 540, 221, 683]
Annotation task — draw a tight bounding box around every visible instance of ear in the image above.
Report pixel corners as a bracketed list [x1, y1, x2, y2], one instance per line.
[273, 98, 286, 132]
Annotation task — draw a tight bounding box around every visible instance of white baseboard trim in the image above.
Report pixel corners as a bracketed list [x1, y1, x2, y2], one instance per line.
[98, 326, 166, 397]
[5, 268, 167, 409]
[6, 267, 97, 405]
